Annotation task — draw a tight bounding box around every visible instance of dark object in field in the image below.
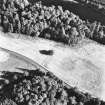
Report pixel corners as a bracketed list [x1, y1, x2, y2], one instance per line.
[39, 50, 54, 55]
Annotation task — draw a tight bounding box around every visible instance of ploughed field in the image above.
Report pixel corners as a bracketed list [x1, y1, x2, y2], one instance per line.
[75, 0, 105, 18]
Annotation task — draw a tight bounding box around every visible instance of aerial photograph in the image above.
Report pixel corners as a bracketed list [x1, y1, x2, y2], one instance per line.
[0, 0, 105, 105]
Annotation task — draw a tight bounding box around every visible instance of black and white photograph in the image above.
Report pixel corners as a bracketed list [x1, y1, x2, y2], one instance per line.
[0, 0, 105, 105]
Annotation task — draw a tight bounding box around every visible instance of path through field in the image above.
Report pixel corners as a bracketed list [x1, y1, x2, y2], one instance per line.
[0, 31, 105, 101]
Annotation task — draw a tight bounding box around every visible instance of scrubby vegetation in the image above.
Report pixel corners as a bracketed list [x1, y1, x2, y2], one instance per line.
[1, 0, 105, 45]
[0, 68, 105, 105]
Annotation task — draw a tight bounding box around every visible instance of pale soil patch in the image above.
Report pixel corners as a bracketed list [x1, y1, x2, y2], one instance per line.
[0, 31, 105, 101]
[0, 48, 37, 75]
[0, 50, 9, 62]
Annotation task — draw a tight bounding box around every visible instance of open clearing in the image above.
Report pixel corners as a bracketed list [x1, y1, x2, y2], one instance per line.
[0, 48, 37, 74]
[0, 31, 105, 101]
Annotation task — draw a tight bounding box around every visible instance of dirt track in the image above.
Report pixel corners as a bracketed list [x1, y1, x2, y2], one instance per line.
[0, 31, 105, 101]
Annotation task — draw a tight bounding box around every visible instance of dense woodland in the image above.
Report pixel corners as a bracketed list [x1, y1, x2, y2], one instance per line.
[0, 69, 105, 105]
[1, 0, 105, 45]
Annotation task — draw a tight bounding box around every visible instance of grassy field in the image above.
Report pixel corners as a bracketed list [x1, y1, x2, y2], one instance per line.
[0, 48, 38, 74]
[1, 31, 105, 101]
